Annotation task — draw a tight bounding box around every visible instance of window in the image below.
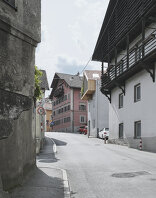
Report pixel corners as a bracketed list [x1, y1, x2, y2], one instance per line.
[134, 84, 141, 102]
[119, 60, 124, 75]
[134, 121, 141, 139]
[79, 104, 86, 111]
[64, 106, 67, 112]
[135, 46, 142, 62]
[119, 93, 123, 108]
[68, 105, 70, 110]
[53, 111, 55, 116]
[68, 93, 70, 100]
[119, 123, 123, 139]
[64, 117, 70, 123]
[64, 95, 67, 101]
[80, 116, 86, 123]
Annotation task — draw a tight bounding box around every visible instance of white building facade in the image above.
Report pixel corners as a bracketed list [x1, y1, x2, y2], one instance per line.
[81, 70, 109, 137]
[92, 0, 156, 151]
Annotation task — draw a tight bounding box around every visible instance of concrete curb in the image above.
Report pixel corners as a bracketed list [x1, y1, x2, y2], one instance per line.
[45, 135, 57, 153]
[50, 138, 57, 153]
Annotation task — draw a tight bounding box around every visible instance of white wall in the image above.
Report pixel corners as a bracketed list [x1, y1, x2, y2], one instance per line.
[88, 80, 109, 137]
[109, 63, 156, 150]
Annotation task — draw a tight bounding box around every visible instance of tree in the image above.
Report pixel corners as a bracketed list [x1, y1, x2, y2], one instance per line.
[34, 66, 42, 104]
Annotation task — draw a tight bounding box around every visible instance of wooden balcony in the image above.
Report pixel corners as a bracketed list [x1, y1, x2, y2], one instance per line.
[53, 86, 64, 98]
[101, 30, 156, 93]
[81, 79, 96, 100]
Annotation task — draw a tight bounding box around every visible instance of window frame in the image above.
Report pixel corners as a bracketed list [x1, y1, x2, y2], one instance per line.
[79, 103, 86, 111]
[80, 115, 86, 123]
[119, 123, 124, 139]
[119, 93, 124, 109]
[134, 83, 141, 102]
[134, 121, 141, 139]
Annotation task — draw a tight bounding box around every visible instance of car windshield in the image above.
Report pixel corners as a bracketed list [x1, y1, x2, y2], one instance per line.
[105, 128, 109, 131]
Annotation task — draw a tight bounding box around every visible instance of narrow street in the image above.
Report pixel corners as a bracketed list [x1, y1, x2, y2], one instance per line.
[43, 132, 156, 198]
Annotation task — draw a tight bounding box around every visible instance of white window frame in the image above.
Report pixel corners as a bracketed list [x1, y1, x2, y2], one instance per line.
[80, 115, 86, 123]
[134, 83, 141, 102]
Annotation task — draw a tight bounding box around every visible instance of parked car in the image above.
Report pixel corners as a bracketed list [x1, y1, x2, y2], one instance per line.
[99, 128, 109, 140]
[78, 126, 86, 134]
[83, 126, 87, 135]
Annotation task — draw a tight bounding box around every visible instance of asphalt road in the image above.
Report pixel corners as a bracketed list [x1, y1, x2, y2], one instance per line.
[45, 132, 156, 198]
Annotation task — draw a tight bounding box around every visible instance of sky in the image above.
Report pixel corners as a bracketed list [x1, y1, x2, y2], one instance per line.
[36, 0, 109, 97]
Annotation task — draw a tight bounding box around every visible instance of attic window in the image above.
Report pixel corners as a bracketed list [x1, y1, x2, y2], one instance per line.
[93, 74, 99, 78]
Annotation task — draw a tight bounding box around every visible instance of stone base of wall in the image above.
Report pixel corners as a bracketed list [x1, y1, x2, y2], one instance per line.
[128, 136, 156, 152]
[109, 137, 156, 153]
[108, 138, 129, 146]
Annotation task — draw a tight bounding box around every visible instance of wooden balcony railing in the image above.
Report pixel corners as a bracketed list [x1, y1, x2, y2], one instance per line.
[53, 87, 64, 98]
[101, 30, 156, 89]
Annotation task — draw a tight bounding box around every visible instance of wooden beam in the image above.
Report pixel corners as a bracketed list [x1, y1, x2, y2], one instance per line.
[142, 18, 145, 57]
[127, 34, 129, 69]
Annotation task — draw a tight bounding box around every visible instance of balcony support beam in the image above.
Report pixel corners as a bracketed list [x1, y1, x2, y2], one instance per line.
[115, 81, 125, 95]
[101, 88, 111, 103]
[105, 92, 111, 103]
[141, 63, 155, 82]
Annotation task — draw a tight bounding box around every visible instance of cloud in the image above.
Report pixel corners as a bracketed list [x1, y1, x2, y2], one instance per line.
[74, 0, 88, 7]
[55, 55, 84, 75]
[69, 0, 109, 55]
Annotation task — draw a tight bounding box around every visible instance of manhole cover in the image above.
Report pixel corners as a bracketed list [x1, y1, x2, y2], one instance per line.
[112, 171, 150, 178]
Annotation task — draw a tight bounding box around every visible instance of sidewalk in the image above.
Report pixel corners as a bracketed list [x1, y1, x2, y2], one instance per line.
[10, 137, 68, 198]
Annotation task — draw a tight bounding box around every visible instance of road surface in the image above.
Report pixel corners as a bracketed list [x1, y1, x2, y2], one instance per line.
[41, 132, 156, 198]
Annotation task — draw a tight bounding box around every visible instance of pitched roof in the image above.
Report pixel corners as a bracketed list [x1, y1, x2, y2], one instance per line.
[84, 70, 101, 80]
[51, 73, 83, 89]
[40, 70, 49, 90]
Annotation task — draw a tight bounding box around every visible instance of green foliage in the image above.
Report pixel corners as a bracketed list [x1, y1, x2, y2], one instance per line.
[34, 66, 43, 101]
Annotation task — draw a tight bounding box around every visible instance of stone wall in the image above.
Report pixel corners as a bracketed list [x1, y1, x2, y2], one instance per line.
[0, 0, 41, 191]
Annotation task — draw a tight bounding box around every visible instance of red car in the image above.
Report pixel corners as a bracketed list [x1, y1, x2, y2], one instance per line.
[78, 126, 85, 134]
[83, 126, 87, 135]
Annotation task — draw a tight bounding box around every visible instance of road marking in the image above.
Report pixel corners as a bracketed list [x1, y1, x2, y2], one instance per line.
[61, 169, 71, 198]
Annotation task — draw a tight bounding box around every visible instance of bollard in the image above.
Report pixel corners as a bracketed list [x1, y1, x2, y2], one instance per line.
[139, 138, 142, 150]
[104, 136, 107, 144]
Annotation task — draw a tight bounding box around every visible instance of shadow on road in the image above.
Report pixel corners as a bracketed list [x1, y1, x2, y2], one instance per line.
[37, 138, 60, 163]
[51, 138, 67, 146]
[37, 152, 59, 163]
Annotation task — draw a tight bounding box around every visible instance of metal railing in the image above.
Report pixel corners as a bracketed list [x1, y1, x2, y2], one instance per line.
[101, 30, 156, 88]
